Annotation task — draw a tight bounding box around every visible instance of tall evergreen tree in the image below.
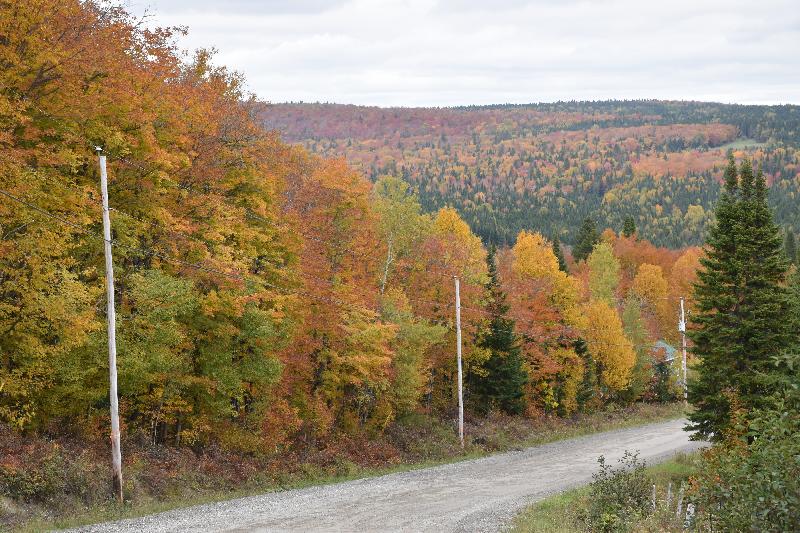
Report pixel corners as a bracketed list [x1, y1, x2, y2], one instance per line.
[622, 216, 637, 238]
[785, 229, 797, 265]
[552, 234, 569, 273]
[788, 267, 800, 350]
[468, 246, 528, 415]
[688, 157, 792, 440]
[573, 217, 599, 263]
[574, 339, 600, 413]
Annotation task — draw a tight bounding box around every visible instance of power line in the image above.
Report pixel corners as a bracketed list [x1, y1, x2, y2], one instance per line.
[5, 89, 448, 273]
[14, 152, 379, 267]
[16, 170, 458, 313]
[0, 187, 244, 279]
[18, 153, 705, 303]
[15, 163, 217, 247]
[10, 167, 448, 317]
[4, 91, 468, 283]
[0, 187, 380, 315]
[18, 163, 382, 289]
[1, 184, 686, 350]
[4, 156, 691, 346]
[3, 89, 694, 350]
[0, 188, 96, 235]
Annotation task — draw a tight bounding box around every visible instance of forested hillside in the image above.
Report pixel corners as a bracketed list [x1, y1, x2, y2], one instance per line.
[261, 102, 800, 247]
[0, 0, 694, 456]
[7, 0, 798, 527]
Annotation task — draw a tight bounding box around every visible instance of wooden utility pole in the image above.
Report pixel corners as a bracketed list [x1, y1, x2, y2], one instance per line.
[679, 296, 688, 403]
[454, 276, 464, 447]
[97, 148, 123, 502]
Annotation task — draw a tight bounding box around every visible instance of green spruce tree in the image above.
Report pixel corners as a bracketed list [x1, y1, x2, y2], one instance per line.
[688, 157, 792, 440]
[574, 339, 600, 413]
[552, 234, 569, 273]
[622, 216, 637, 238]
[785, 229, 797, 266]
[788, 267, 800, 350]
[468, 246, 528, 415]
[573, 217, 599, 263]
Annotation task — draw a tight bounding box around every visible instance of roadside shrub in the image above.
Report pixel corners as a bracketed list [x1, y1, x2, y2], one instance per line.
[0, 458, 62, 503]
[691, 390, 800, 532]
[0, 449, 106, 507]
[384, 413, 462, 460]
[583, 451, 651, 532]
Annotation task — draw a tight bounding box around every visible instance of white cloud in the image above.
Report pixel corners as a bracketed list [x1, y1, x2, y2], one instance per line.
[125, 0, 800, 106]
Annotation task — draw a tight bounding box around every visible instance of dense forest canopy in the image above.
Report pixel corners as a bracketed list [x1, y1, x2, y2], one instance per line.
[3, 2, 799, 529]
[261, 101, 800, 247]
[1, 0, 695, 454]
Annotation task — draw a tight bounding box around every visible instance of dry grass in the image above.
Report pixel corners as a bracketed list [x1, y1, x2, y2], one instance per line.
[512, 451, 699, 533]
[2, 402, 686, 531]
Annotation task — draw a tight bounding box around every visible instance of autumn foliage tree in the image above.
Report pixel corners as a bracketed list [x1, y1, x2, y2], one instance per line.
[0, 0, 701, 467]
[587, 242, 621, 303]
[0, 0, 296, 446]
[580, 300, 636, 392]
[508, 231, 584, 413]
[631, 263, 673, 342]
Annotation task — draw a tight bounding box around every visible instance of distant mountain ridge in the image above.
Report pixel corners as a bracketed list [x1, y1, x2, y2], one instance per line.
[261, 101, 800, 247]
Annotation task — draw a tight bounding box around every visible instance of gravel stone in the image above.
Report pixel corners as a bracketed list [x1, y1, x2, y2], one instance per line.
[70, 418, 703, 533]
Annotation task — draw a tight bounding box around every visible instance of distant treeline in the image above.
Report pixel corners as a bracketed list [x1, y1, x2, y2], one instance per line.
[262, 101, 800, 248]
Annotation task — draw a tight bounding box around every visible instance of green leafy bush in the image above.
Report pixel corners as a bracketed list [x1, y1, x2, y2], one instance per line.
[0, 450, 106, 507]
[692, 386, 800, 531]
[583, 451, 651, 532]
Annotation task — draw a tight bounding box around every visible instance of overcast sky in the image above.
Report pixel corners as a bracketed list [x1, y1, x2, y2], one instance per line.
[125, 0, 800, 107]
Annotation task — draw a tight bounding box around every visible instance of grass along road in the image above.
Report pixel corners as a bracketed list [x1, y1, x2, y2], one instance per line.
[511, 452, 701, 532]
[70, 418, 703, 533]
[13, 403, 682, 531]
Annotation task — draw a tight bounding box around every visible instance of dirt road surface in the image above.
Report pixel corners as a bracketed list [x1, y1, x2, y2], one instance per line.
[74, 418, 702, 533]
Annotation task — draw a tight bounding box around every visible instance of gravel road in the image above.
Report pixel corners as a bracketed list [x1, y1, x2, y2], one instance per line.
[73, 418, 703, 533]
